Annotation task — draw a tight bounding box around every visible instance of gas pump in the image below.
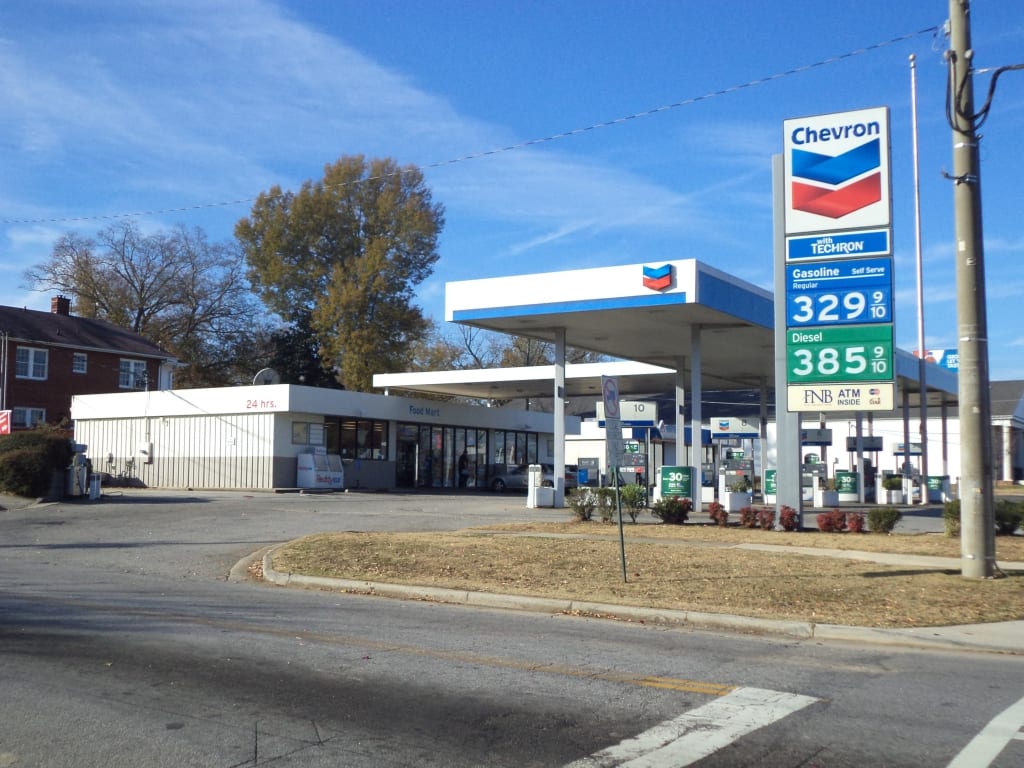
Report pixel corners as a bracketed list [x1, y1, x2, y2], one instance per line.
[66, 443, 89, 497]
[718, 450, 754, 497]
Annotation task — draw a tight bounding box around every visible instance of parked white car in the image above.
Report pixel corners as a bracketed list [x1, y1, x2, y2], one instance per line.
[488, 464, 579, 492]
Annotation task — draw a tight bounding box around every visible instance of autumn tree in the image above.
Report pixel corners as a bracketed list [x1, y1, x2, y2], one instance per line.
[235, 155, 444, 392]
[24, 220, 266, 387]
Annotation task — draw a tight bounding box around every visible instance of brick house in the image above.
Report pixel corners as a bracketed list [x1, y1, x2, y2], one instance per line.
[0, 296, 177, 430]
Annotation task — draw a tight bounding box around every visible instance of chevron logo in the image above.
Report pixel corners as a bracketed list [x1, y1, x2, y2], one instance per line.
[791, 138, 882, 219]
[642, 263, 673, 291]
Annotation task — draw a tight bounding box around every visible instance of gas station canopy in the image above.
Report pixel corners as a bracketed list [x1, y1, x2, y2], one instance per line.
[375, 258, 957, 408]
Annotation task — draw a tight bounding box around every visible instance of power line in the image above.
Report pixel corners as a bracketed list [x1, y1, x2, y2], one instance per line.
[2, 26, 941, 227]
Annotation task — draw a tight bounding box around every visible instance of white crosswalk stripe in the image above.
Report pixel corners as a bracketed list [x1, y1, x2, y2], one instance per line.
[565, 686, 818, 768]
[947, 694, 1024, 768]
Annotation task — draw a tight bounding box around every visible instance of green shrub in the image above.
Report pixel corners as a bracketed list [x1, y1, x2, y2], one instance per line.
[566, 488, 596, 521]
[943, 499, 961, 537]
[882, 475, 904, 491]
[728, 477, 751, 493]
[0, 447, 57, 497]
[995, 500, 1024, 535]
[651, 495, 691, 525]
[618, 484, 646, 523]
[0, 430, 73, 498]
[867, 507, 902, 534]
[593, 486, 617, 523]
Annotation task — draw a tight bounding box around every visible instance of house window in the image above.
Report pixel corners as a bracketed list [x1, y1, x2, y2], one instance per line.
[15, 347, 48, 380]
[119, 359, 148, 390]
[12, 407, 46, 428]
[72, 353, 88, 374]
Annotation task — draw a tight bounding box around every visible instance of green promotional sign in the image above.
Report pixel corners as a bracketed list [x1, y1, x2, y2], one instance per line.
[660, 466, 692, 497]
[764, 469, 777, 495]
[926, 476, 946, 491]
[835, 470, 859, 494]
[786, 324, 894, 383]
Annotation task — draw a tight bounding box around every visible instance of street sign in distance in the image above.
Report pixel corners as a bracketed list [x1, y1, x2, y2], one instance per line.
[786, 324, 893, 383]
[800, 428, 833, 445]
[601, 376, 620, 421]
[605, 416, 624, 469]
[846, 435, 884, 451]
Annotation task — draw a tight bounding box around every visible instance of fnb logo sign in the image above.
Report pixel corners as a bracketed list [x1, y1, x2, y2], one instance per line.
[642, 263, 672, 291]
[783, 106, 890, 235]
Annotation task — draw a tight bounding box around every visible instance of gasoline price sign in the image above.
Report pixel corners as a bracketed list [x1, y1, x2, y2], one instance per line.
[786, 324, 893, 384]
[788, 287, 891, 326]
[786, 258, 892, 328]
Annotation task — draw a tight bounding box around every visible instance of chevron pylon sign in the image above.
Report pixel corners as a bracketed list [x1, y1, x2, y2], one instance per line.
[783, 106, 891, 236]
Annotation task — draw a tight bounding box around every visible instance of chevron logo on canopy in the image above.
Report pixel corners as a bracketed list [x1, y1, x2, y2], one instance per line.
[791, 138, 881, 219]
[642, 263, 673, 291]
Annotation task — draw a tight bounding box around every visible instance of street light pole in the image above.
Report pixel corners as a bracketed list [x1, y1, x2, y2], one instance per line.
[947, 0, 995, 578]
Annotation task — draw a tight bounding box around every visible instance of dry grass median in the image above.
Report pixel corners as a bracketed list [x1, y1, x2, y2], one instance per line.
[270, 520, 1024, 629]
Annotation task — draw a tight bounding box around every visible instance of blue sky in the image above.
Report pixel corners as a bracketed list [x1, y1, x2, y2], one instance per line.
[2, 1, 1023, 379]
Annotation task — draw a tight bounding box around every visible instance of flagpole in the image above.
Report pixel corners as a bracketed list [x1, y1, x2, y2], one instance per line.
[910, 53, 929, 497]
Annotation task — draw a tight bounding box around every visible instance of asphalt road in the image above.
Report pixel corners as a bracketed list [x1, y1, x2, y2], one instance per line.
[1, 489, 1023, 767]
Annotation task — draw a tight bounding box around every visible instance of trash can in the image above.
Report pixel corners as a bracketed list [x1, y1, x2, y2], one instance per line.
[88, 475, 102, 501]
[534, 486, 554, 507]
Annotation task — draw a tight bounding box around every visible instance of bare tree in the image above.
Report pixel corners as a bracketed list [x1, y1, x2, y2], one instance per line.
[24, 220, 267, 387]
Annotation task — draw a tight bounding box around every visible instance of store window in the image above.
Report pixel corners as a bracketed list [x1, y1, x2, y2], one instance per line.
[394, 423, 490, 489]
[291, 422, 326, 446]
[491, 430, 538, 467]
[328, 417, 387, 460]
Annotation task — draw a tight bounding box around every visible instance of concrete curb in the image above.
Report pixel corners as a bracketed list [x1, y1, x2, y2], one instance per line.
[258, 548, 1023, 654]
[260, 549, 812, 637]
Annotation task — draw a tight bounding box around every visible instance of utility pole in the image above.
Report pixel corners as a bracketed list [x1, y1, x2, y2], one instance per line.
[947, 0, 995, 578]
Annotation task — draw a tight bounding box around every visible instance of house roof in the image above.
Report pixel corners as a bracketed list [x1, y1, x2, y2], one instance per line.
[0, 304, 173, 360]
[991, 379, 1024, 422]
